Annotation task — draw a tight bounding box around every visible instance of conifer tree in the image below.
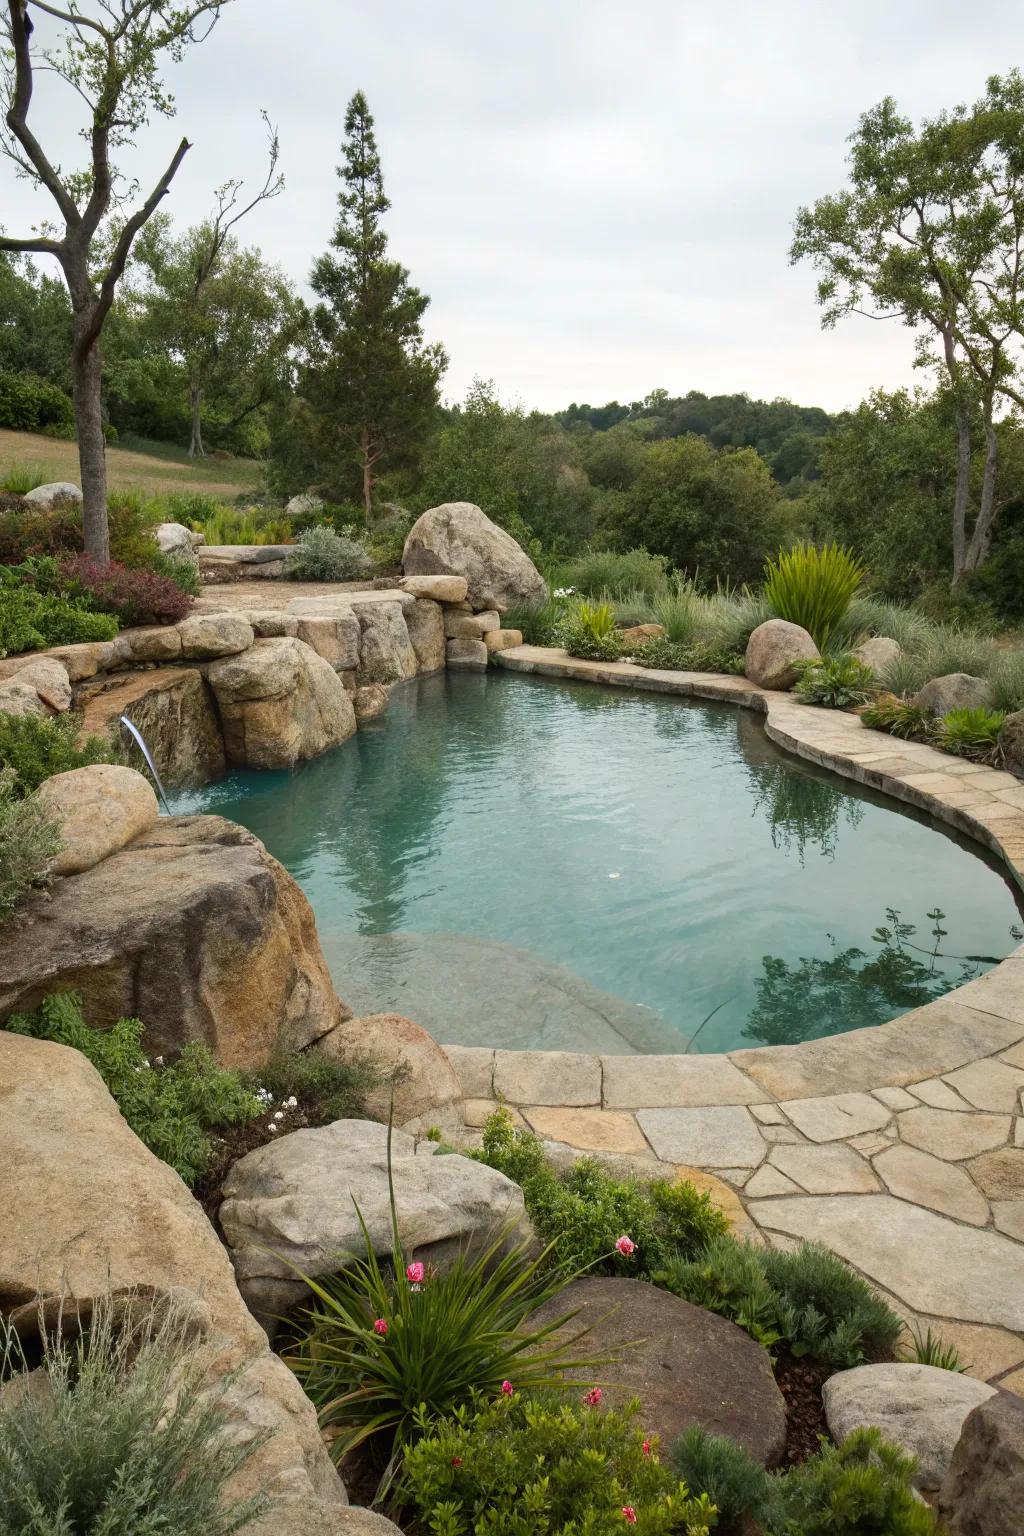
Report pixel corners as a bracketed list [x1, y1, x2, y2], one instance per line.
[306, 91, 446, 520]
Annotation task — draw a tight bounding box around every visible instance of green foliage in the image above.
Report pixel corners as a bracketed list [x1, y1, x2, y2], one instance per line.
[250, 1041, 381, 1125]
[658, 1236, 902, 1369]
[1, 461, 51, 494]
[793, 654, 876, 708]
[0, 367, 74, 434]
[286, 523, 373, 581]
[5, 994, 261, 1187]
[902, 1324, 965, 1372]
[502, 597, 569, 647]
[288, 1176, 594, 1479]
[771, 1426, 939, 1535]
[990, 649, 1024, 714]
[0, 767, 62, 923]
[399, 1392, 716, 1536]
[471, 1110, 727, 1278]
[565, 548, 670, 600]
[0, 710, 121, 796]
[0, 1293, 268, 1535]
[633, 635, 746, 675]
[0, 577, 120, 656]
[764, 542, 864, 650]
[860, 695, 937, 742]
[933, 706, 1005, 763]
[669, 1425, 771, 1534]
[193, 505, 294, 545]
[556, 600, 623, 661]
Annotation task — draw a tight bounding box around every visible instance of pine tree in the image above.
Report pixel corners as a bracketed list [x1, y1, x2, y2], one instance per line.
[306, 91, 447, 520]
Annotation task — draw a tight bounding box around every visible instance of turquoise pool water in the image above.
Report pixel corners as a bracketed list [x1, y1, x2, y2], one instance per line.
[173, 671, 1024, 1054]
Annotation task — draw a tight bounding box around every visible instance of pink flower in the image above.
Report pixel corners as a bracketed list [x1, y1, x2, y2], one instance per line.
[642, 1438, 652, 1457]
[583, 1387, 603, 1407]
[406, 1261, 426, 1284]
[615, 1235, 637, 1257]
[500, 1380, 514, 1396]
[622, 1507, 637, 1525]
[451, 1456, 463, 1467]
[373, 1318, 388, 1336]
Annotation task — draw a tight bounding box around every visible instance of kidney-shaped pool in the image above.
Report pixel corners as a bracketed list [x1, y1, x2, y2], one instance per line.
[173, 670, 1024, 1054]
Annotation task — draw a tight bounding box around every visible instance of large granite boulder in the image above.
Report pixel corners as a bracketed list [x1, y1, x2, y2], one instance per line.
[446, 637, 488, 670]
[154, 521, 202, 556]
[352, 600, 419, 685]
[0, 679, 49, 717]
[35, 764, 158, 876]
[402, 502, 547, 613]
[528, 1277, 787, 1464]
[177, 612, 255, 660]
[999, 709, 1024, 778]
[745, 619, 820, 690]
[296, 614, 362, 671]
[220, 1119, 531, 1326]
[318, 1014, 464, 1133]
[404, 597, 446, 674]
[23, 480, 81, 508]
[823, 1362, 998, 1490]
[852, 636, 901, 675]
[400, 574, 469, 602]
[0, 655, 72, 712]
[0, 1030, 352, 1532]
[79, 667, 226, 788]
[939, 1390, 1024, 1536]
[0, 815, 345, 1068]
[914, 673, 994, 715]
[208, 637, 357, 770]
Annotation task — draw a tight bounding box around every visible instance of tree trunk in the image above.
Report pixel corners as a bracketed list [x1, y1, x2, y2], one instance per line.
[360, 430, 373, 524]
[71, 310, 110, 565]
[950, 393, 973, 585]
[189, 384, 205, 459]
[963, 411, 1000, 575]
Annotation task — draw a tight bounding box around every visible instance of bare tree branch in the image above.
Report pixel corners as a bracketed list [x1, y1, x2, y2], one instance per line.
[5, 1, 81, 226]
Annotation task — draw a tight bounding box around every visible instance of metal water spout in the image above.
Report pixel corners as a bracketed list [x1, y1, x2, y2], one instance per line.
[118, 715, 172, 815]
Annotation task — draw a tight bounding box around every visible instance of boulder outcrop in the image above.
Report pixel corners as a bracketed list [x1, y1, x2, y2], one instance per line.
[851, 636, 901, 675]
[36, 764, 158, 876]
[402, 501, 547, 612]
[914, 672, 994, 715]
[0, 815, 345, 1067]
[745, 619, 819, 690]
[208, 638, 357, 770]
[220, 1119, 530, 1326]
[319, 1013, 464, 1132]
[353, 601, 419, 685]
[79, 667, 226, 788]
[939, 1390, 1024, 1536]
[404, 597, 446, 674]
[23, 481, 81, 508]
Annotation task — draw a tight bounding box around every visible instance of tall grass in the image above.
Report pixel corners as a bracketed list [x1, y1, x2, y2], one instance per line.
[1, 461, 50, 494]
[196, 506, 293, 545]
[565, 547, 670, 599]
[763, 542, 865, 651]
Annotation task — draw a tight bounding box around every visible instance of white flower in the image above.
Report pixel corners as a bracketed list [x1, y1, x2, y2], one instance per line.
[268, 1123, 278, 1133]
[553, 586, 577, 598]
[154, 1055, 164, 1066]
[286, 1096, 298, 1108]
[274, 1110, 284, 1120]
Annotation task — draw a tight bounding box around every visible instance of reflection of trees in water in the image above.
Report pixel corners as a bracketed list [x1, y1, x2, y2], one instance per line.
[734, 709, 863, 861]
[743, 907, 991, 1047]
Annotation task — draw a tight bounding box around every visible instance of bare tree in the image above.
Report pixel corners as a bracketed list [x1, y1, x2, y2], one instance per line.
[0, 0, 233, 562]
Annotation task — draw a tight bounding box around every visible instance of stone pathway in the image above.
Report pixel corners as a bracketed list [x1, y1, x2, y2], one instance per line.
[440, 646, 1024, 1393]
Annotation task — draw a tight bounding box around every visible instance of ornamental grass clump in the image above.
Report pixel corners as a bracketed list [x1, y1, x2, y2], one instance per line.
[0, 1293, 269, 1535]
[933, 706, 1005, 763]
[398, 1391, 716, 1536]
[763, 542, 864, 651]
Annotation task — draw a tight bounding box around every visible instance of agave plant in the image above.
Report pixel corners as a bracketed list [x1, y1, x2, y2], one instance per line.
[763, 542, 864, 651]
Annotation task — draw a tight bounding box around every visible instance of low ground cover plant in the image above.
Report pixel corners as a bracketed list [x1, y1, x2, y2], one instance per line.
[555, 599, 624, 661]
[0, 767, 62, 922]
[634, 635, 746, 674]
[933, 705, 1005, 763]
[859, 693, 937, 741]
[0, 711, 122, 796]
[287, 523, 374, 581]
[670, 1425, 772, 1535]
[399, 1392, 716, 1536]
[763, 542, 864, 651]
[0, 1293, 268, 1535]
[656, 1234, 903, 1369]
[793, 654, 876, 709]
[470, 1110, 728, 1277]
[57, 551, 194, 626]
[0, 569, 120, 656]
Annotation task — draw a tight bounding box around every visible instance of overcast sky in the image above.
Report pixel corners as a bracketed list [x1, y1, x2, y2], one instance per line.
[5, 0, 1024, 413]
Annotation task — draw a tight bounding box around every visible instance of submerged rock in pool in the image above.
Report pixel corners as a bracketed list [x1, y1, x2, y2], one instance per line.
[320, 931, 681, 1054]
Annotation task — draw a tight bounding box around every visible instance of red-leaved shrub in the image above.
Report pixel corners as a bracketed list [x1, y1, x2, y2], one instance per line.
[59, 554, 193, 627]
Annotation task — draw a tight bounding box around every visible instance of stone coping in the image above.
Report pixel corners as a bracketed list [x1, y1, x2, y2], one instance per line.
[466, 646, 1024, 1379]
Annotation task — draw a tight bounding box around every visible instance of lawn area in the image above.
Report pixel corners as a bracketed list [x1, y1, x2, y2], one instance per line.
[0, 427, 262, 501]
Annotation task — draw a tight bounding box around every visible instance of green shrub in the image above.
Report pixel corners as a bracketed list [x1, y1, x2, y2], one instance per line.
[250, 1041, 381, 1125]
[762, 1241, 903, 1368]
[5, 993, 261, 1186]
[933, 706, 1005, 763]
[0, 768, 62, 923]
[658, 1236, 902, 1369]
[764, 542, 864, 650]
[634, 635, 746, 674]
[0, 1293, 268, 1535]
[565, 547, 671, 599]
[0, 711, 121, 796]
[503, 596, 568, 646]
[399, 1392, 716, 1536]
[287, 523, 373, 581]
[196, 505, 294, 545]
[556, 600, 623, 661]
[793, 654, 876, 708]
[670, 1425, 771, 1534]
[0, 368, 74, 434]
[288, 1183, 593, 1478]
[860, 694, 937, 742]
[471, 1109, 727, 1278]
[0, 578, 119, 656]
[771, 1426, 939, 1535]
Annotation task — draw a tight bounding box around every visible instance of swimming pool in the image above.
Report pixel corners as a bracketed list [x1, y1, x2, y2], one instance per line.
[173, 670, 1024, 1054]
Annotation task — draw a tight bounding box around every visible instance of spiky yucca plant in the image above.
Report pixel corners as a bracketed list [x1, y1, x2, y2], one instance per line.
[763, 542, 864, 651]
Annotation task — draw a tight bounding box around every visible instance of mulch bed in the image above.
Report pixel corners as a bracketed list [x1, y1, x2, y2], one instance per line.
[773, 1349, 833, 1466]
